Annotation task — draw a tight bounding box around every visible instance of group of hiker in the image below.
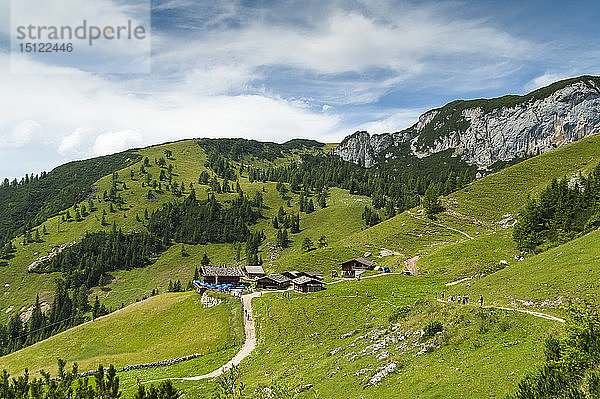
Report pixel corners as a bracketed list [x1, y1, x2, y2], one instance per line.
[436, 292, 484, 306]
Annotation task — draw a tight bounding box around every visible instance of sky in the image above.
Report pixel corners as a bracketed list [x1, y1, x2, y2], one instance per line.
[1, 0, 600, 179]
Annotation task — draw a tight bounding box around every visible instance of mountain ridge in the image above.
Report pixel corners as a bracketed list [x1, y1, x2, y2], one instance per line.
[335, 75, 600, 167]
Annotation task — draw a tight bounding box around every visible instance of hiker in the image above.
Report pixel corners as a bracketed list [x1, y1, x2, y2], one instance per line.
[391, 290, 394, 297]
[435, 293, 437, 299]
[355, 290, 359, 297]
[441, 293, 444, 299]
[479, 295, 484, 307]
[365, 290, 369, 297]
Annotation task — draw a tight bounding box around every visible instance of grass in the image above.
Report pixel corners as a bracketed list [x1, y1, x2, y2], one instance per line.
[342, 210, 472, 257]
[417, 229, 517, 280]
[446, 133, 600, 223]
[236, 277, 559, 398]
[118, 346, 240, 398]
[0, 139, 372, 320]
[463, 228, 600, 309]
[0, 291, 243, 377]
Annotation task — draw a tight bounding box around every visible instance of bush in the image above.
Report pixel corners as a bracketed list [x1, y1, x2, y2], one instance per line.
[423, 320, 443, 339]
[388, 305, 411, 323]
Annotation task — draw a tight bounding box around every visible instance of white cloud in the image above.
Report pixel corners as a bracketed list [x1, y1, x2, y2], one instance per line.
[93, 130, 143, 156]
[0, 120, 41, 148]
[0, 52, 341, 165]
[155, 5, 534, 80]
[524, 72, 572, 92]
[351, 108, 428, 134]
[58, 127, 95, 155]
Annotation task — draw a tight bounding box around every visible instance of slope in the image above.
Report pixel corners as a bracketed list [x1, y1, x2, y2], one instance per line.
[0, 291, 243, 376]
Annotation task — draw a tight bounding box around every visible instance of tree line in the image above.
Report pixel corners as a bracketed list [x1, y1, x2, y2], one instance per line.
[0, 280, 108, 356]
[246, 154, 470, 226]
[33, 228, 166, 289]
[513, 162, 600, 252]
[0, 359, 180, 399]
[148, 190, 260, 245]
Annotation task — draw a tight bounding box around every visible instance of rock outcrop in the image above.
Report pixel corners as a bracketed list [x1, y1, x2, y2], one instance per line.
[334, 76, 600, 167]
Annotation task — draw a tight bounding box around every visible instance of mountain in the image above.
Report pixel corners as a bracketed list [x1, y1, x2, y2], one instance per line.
[335, 75, 600, 167]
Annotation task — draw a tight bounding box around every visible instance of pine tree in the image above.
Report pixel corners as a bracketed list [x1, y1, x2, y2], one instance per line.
[306, 199, 315, 213]
[302, 237, 314, 252]
[201, 252, 210, 266]
[277, 206, 286, 224]
[317, 235, 328, 248]
[422, 183, 443, 219]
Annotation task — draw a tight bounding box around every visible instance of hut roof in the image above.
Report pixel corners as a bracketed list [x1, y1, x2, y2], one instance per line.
[263, 273, 291, 284]
[341, 257, 374, 267]
[292, 276, 323, 286]
[301, 271, 323, 280]
[245, 265, 266, 275]
[201, 266, 245, 278]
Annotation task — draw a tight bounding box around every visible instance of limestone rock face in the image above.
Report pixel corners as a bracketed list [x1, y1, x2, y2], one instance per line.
[334, 78, 600, 167]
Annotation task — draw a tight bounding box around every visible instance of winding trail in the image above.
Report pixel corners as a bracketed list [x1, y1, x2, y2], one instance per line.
[407, 211, 474, 240]
[435, 299, 565, 323]
[405, 256, 419, 275]
[182, 292, 261, 380]
[137, 291, 264, 386]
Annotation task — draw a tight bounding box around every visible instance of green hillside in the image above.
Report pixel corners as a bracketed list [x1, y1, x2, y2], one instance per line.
[0, 291, 242, 376]
[242, 278, 559, 399]
[464, 228, 600, 308]
[447, 134, 600, 223]
[2, 130, 600, 398]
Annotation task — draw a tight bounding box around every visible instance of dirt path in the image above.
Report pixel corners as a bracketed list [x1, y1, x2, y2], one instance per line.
[435, 299, 565, 323]
[182, 292, 261, 380]
[405, 256, 419, 275]
[407, 211, 474, 240]
[138, 291, 264, 386]
[445, 277, 472, 286]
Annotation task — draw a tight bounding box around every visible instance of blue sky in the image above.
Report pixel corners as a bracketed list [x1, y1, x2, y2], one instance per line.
[1, 0, 600, 178]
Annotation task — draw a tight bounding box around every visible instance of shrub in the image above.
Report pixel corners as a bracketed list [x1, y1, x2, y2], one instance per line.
[423, 320, 443, 339]
[388, 305, 411, 323]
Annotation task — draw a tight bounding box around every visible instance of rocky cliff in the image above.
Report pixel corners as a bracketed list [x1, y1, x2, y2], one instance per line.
[335, 76, 600, 167]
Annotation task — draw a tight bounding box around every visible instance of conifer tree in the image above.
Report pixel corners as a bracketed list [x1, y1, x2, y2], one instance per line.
[306, 199, 315, 213]
[201, 252, 210, 266]
[422, 183, 443, 219]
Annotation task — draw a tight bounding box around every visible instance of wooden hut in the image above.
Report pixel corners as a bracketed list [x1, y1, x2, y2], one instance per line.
[292, 276, 324, 293]
[340, 257, 374, 278]
[255, 273, 291, 290]
[282, 271, 302, 280]
[300, 271, 323, 280]
[201, 266, 245, 285]
[245, 265, 266, 279]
